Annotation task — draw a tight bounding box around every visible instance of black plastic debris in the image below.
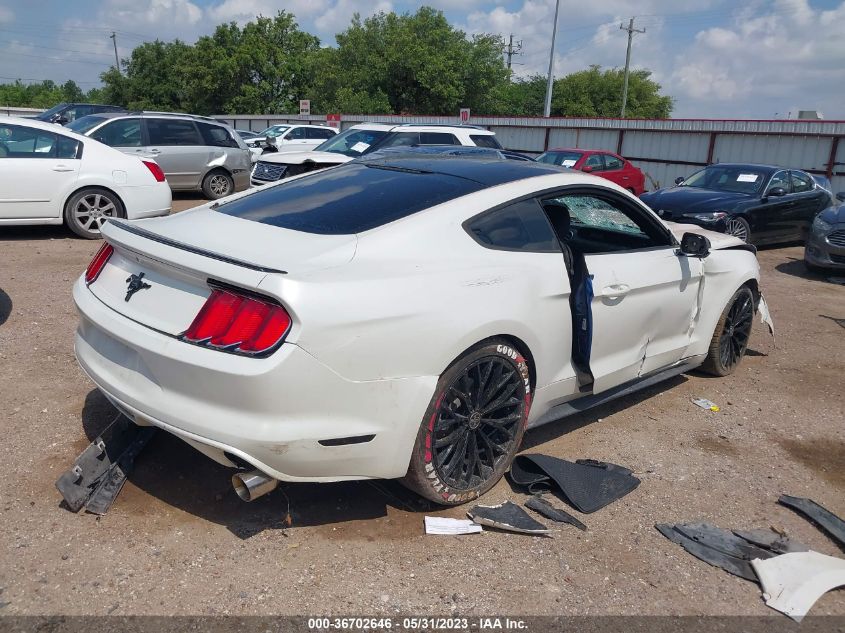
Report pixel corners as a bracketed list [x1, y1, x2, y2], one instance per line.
[56, 416, 155, 515]
[467, 501, 551, 535]
[509, 454, 640, 513]
[779, 494, 845, 549]
[656, 522, 810, 583]
[525, 495, 587, 531]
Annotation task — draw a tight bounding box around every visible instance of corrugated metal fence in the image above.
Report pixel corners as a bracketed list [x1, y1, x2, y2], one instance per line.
[216, 113, 845, 192]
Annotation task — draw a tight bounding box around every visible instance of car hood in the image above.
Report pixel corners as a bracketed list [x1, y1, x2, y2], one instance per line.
[641, 187, 750, 214]
[257, 151, 353, 166]
[664, 221, 747, 250]
[105, 207, 357, 276]
[818, 203, 845, 225]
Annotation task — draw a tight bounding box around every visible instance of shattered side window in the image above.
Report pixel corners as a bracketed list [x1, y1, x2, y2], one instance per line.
[555, 195, 644, 235]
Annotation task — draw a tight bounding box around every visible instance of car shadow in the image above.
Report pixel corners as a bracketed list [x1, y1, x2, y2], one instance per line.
[79, 389, 433, 540]
[775, 256, 843, 283]
[0, 225, 76, 242]
[521, 374, 687, 450]
[0, 288, 11, 326]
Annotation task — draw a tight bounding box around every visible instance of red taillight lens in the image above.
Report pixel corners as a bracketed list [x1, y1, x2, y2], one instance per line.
[142, 160, 166, 182]
[183, 288, 291, 356]
[85, 243, 114, 284]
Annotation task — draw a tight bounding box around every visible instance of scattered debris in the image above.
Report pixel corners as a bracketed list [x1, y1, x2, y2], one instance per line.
[778, 495, 845, 549]
[424, 516, 482, 536]
[467, 501, 550, 535]
[692, 398, 720, 412]
[55, 415, 155, 515]
[751, 551, 845, 622]
[524, 495, 587, 531]
[732, 528, 808, 554]
[509, 455, 640, 513]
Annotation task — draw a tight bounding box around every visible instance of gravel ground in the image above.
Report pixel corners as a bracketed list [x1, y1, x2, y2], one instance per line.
[0, 194, 843, 617]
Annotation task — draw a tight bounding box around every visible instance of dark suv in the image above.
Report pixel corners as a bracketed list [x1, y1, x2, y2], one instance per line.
[36, 103, 127, 126]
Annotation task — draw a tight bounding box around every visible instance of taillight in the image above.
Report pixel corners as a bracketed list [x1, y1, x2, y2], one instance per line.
[183, 287, 291, 356]
[85, 243, 114, 284]
[142, 160, 166, 182]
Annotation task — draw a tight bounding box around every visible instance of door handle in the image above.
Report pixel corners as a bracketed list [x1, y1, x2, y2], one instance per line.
[52, 165, 75, 172]
[149, 148, 160, 154]
[601, 283, 630, 297]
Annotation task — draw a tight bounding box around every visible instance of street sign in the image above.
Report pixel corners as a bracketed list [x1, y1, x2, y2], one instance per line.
[327, 113, 341, 129]
[459, 108, 470, 124]
[299, 99, 311, 115]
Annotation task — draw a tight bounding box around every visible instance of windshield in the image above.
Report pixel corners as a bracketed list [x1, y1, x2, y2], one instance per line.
[35, 103, 68, 121]
[680, 166, 769, 194]
[537, 151, 582, 168]
[66, 115, 108, 135]
[313, 127, 390, 156]
[259, 125, 290, 138]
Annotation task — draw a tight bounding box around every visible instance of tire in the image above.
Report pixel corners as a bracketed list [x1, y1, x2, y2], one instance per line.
[202, 170, 234, 200]
[725, 216, 751, 242]
[63, 187, 125, 239]
[401, 340, 532, 505]
[700, 286, 754, 376]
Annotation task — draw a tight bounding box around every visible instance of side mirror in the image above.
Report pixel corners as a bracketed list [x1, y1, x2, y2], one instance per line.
[678, 232, 711, 258]
[581, 165, 594, 173]
[836, 192, 845, 202]
[766, 186, 787, 198]
[54, 115, 69, 125]
[675, 176, 685, 185]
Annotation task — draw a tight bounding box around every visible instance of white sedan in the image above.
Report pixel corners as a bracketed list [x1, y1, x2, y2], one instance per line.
[0, 117, 170, 239]
[73, 155, 765, 504]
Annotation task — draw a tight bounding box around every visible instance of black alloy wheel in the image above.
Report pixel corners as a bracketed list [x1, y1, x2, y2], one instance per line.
[701, 286, 755, 376]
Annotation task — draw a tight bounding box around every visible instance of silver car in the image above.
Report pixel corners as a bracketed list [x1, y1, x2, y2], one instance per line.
[67, 112, 252, 199]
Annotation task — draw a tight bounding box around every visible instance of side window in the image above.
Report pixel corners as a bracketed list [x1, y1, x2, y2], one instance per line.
[791, 171, 813, 193]
[318, 128, 337, 139]
[470, 134, 502, 149]
[584, 154, 604, 170]
[604, 155, 624, 171]
[541, 192, 670, 253]
[466, 199, 560, 253]
[768, 170, 790, 192]
[286, 127, 307, 140]
[56, 135, 82, 159]
[420, 132, 459, 145]
[146, 119, 202, 146]
[380, 132, 420, 148]
[93, 118, 142, 147]
[197, 122, 237, 148]
[0, 124, 56, 158]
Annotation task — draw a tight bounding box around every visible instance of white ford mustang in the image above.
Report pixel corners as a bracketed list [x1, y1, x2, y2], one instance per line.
[73, 155, 766, 505]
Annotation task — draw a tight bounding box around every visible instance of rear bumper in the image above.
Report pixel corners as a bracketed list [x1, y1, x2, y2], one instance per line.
[121, 183, 172, 220]
[72, 277, 436, 482]
[805, 229, 845, 269]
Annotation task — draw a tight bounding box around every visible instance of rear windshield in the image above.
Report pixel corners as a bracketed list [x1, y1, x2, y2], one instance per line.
[217, 163, 484, 234]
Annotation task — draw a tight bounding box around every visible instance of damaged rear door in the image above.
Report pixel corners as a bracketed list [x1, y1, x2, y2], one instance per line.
[542, 190, 703, 393]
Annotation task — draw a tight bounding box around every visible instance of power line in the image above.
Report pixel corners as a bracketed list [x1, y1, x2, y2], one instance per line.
[0, 49, 112, 67]
[619, 17, 646, 118]
[0, 37, 114, 58]
[0, 75, 101, 84]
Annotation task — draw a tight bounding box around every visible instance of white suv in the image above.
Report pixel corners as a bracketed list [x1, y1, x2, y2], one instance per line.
[250, 123, 501, 186]
[245, 124, 337, 153]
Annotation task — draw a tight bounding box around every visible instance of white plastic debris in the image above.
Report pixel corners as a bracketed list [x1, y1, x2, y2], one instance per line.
[751, 551, 845, 622]
[758, 295, 775, 339]
[424, 516, 482, 535]
[692, 398, 720, 412]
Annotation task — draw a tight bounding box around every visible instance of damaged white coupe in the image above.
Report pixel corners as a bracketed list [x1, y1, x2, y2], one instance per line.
[71, 155, 770, 505]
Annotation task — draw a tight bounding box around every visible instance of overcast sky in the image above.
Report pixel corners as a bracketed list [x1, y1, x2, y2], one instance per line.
[1, 0, 843, 119]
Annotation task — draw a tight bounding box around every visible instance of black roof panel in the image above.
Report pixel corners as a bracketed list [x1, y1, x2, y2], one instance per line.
[359, 155, 565, 185]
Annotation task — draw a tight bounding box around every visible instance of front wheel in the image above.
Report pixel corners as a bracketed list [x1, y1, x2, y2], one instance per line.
[401, 340, 532, 505]
[202, 170, 234, 199]
[700, 286, 754, 376]
[64, 188, 124, 239]
[725, 216, 751, 242]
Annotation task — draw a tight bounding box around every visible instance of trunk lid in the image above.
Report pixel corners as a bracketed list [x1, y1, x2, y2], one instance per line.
[89, 209, 356, 335]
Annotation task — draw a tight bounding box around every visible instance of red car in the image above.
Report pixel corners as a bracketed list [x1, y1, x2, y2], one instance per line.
[537, 148, 646, 195]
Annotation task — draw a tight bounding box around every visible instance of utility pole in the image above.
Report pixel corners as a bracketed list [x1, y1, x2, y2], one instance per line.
[504, 34, 523, 71]
[543, 0, 561, 118]
[110, 32, 120, 73]
[619, 17, 645, 118]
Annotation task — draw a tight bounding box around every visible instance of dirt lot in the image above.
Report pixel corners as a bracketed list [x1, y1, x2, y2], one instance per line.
[0, 194, 843, 617]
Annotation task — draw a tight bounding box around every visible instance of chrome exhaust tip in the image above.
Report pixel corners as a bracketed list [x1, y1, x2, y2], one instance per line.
[232, 469, 278, 502]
